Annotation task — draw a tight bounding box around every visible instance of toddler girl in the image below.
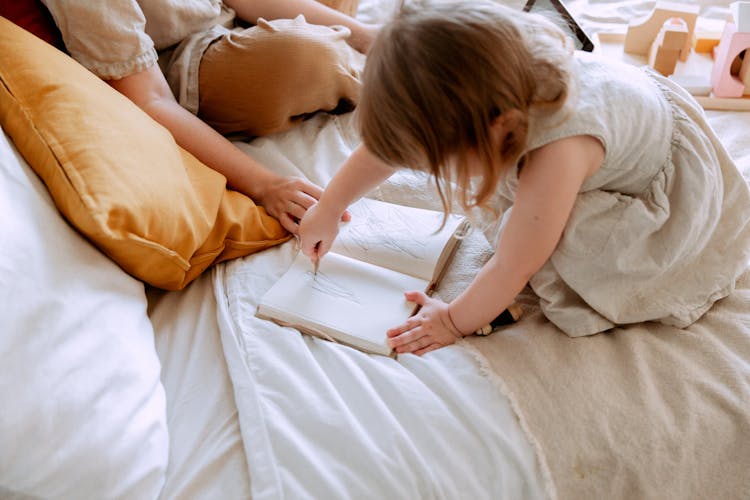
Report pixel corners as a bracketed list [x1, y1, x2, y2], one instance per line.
[299, 0, 750, 355]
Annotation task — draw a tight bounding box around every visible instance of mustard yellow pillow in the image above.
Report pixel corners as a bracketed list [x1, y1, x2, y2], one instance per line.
[0, 17, 289, 290]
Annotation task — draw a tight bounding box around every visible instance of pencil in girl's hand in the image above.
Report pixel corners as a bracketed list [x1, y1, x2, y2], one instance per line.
[312, 242, 321, 276]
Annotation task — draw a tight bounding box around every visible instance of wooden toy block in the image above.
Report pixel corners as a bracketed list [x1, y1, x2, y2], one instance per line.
[593, 27, 750, 110]
[694, 32, 722, 53]
[711, 22, 750, 97]
[661, 19, 689, 50]
[649, 46, 681, 76]
[730, 1, 750, 33]
[648, 20, 689, 76]
[624, 1, 699, 61]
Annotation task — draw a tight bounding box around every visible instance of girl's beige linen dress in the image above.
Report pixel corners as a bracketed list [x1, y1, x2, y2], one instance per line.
[494, 51, 750, 337]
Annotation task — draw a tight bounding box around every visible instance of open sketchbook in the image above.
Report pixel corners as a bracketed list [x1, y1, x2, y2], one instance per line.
[256, 198, 469, 356]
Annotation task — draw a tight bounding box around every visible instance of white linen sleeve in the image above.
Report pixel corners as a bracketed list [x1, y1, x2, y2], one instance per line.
[41, 0, 158, 79]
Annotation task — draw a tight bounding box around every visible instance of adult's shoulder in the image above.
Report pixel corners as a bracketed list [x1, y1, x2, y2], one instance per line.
[42, 0, 157, 80]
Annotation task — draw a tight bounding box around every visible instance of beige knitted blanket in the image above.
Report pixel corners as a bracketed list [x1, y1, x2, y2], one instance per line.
[465, 270, 750, 499]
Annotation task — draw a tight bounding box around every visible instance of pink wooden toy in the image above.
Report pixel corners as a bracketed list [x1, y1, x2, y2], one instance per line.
[710, 22, 750, 97]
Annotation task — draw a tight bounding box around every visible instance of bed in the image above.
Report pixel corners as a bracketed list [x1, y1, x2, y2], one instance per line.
[1, 0, 748, 499]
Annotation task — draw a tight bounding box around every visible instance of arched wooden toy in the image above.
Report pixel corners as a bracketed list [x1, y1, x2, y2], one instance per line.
[624, 2, 699, 62]
[710, 22, 750, 97]
[648, 18, 689, 76]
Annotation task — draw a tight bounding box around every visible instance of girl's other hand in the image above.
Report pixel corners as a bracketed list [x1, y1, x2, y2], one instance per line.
[387, 291, 464, 356]
[299, 201, 346, 263]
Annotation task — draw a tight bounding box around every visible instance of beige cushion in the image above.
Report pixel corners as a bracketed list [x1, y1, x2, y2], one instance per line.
[0, 17, 289, 290]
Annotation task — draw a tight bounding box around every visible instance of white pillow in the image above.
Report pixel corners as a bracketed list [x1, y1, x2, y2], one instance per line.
[0, 129, 169, 499]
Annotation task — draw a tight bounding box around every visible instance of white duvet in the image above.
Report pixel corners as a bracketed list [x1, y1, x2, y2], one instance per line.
[213, 113, 548, 499]
[212, 1, 750, 499]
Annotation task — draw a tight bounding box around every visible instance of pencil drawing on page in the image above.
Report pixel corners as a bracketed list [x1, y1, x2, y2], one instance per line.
[304, 270, 361, 305]
[339, 204, 430, 260]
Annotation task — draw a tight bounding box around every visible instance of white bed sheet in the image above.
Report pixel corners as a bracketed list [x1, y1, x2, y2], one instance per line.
[149, 275, 251, 500]
[216, 238, 548, 500]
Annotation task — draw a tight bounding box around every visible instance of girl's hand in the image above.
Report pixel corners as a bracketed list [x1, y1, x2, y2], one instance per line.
[387, 291, 464, 356]
[299, 201, 346, 263]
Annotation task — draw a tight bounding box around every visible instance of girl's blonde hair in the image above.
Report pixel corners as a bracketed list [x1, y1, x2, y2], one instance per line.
[359, 0, 574, 217]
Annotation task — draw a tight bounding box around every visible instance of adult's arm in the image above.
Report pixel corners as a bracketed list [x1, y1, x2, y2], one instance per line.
[109, 64, 325, 233]
[225, 0, 378, 53]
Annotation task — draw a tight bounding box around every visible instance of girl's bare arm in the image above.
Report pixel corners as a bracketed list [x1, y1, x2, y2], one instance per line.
[299, 144, 395, 258]
[381, 135, 605, 355]
[448, 135, 604, 334]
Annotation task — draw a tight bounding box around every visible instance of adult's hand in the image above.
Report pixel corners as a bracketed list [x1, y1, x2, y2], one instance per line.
[256, 174, 322, 234]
